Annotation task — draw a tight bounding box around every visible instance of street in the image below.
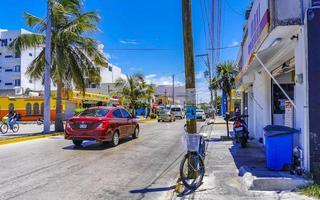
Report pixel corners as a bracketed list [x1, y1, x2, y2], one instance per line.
[0, 120, 310, 200]
[0, 120, 186, 200]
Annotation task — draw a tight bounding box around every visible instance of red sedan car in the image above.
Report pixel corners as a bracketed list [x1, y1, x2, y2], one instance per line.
[65, 107, 139, 147]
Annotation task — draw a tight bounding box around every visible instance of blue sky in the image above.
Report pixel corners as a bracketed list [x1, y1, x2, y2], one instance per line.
[0, 0, 249, 102]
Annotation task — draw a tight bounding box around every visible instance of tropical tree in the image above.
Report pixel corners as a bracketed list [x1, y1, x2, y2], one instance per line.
[210, 76, 220, 112]
[143, 84, 155, 117]
[10, 0, 107, 131]
[216, 61, 237, 112]
[114, 74, 146, 117]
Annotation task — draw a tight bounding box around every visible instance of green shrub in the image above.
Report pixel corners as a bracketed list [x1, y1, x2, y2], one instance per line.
[150, 113, 157, 119]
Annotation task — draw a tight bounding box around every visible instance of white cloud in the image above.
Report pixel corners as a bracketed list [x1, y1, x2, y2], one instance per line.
[231, 41, 240, 46]
[196, 70, 204, 80]
[145, 74, 183, 86]
[129, 66, 142, 71]
[119, 39, 138, 45]
[105, 53, 111, 60]
[145, 74, 157, 79]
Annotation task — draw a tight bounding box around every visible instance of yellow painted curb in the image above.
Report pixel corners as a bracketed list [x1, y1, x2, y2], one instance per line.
[138, 119, 157, 123]
[0, 132, 64, 146]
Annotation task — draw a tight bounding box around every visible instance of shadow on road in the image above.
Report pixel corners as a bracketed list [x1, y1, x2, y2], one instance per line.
[129, 186, 175, 194]
[62, 137, 133, 151]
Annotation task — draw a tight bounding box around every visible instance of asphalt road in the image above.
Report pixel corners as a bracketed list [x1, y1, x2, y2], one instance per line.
[0, 120, 188, 200]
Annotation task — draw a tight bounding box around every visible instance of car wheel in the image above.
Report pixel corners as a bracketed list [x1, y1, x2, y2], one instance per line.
[158, 119, 160, 122]
[112, 131, 120, 147]
[173, 118, 176, 122]
[73, 140, 83, 147]
[132, 126, 139, 139]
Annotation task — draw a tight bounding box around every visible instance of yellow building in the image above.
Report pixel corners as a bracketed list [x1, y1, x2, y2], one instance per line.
[0, 90, 116, 121]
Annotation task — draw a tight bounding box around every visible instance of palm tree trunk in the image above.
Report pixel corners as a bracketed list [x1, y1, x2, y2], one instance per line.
[55, 82, 64, 132]
[214, 90, 218, 112]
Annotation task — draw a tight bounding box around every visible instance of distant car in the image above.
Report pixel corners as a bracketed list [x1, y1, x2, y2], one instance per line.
[170, 106, 185, 119]
[65, 107, 139, 147]
[158, 110, 176, 122]
[196, 109, 206, 121]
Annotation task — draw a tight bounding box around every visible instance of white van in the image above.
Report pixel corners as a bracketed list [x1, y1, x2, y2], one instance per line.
[170, 106, 185, 119]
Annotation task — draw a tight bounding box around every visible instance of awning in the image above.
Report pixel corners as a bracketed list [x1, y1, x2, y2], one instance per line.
[244, 38, 295, 76]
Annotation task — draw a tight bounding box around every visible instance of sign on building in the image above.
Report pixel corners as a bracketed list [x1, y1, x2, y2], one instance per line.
[285, 101, 294, 127]
[247, 0, 270, 64]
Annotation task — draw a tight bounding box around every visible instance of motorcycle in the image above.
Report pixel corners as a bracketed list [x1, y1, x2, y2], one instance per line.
[231, 115, 249, 148]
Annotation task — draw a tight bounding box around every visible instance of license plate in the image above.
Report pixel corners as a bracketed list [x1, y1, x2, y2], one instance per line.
[235, 127, 243, 131]
[79, 124, 87, 129]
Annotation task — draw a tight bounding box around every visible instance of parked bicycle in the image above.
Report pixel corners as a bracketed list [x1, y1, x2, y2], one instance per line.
[0, 116, 20, 134]
[179, 124, 210, 190]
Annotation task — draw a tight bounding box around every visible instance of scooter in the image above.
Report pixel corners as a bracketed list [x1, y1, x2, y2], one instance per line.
[231, 115, 249, 148]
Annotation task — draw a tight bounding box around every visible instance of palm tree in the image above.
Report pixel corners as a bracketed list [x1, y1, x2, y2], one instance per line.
[210, 76, 220, 112]
[144, 84, 155, 117]
[216, 61, 236, 112]
[114, 74, 146, 117]
[10, 0, 107, 131]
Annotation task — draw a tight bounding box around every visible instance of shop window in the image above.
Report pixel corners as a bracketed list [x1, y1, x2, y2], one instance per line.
[26, 103, 32, 115]
[33, 103, 40, 115]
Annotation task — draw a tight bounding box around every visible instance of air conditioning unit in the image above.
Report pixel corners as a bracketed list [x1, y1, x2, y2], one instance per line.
[14, 87, 23, 96]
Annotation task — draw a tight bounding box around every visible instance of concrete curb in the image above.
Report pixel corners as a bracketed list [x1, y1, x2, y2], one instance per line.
[239, 166, 314, 191]
[0, 132, 64, 146]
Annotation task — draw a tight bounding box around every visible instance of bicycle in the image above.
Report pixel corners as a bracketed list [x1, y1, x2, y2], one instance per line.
[0, 117, 19, 134]
[179, 124, 210, 190]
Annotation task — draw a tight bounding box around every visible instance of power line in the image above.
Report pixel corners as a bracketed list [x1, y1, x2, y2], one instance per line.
[224, 0, 244, 16]
[103, 45, 240, 52]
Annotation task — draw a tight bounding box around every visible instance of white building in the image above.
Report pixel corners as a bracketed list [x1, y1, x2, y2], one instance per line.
[236, 0, 320, 179]
[0, 29, 43, 94]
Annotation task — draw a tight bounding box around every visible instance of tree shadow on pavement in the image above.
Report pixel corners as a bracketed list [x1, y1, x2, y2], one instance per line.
[129, 186, 175, 194]
[62, 137, 133, 151]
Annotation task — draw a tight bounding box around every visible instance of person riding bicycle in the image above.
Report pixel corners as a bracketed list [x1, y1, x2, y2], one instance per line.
[7, 109, 18, 129]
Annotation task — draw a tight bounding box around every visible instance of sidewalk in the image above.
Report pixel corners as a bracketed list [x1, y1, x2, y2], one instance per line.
[171, 124, 313, 200]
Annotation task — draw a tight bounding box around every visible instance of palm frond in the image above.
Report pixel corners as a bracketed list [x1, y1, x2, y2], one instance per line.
[9, 34, 45, 53]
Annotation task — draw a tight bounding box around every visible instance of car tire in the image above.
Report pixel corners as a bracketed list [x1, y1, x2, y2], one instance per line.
[73, 140, 83, 147]
[158, 120, 160, 122]
[173, 118, 176, 122]
[132, 126, 139, 139]
[112, 131, 120, 147]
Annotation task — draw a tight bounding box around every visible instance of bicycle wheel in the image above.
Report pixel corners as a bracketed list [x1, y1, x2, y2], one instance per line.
[12, 123, 19, 133]
[179, 152, 205, 190]
[1, 124, 8, 134]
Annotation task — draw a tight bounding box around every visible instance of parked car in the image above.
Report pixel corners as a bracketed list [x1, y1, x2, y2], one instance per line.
[158, 110, 176, 122]
[170, 106, 185, 119]
[65, 107, 139, 147]
[196, 109, 206, 121]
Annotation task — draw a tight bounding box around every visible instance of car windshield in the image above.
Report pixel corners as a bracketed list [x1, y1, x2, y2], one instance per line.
[159, 110, 170, 115]
[171, 108, 181, 112]
[79, 109, 109, 117]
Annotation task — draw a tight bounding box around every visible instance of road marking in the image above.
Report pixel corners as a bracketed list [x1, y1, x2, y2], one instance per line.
[0, 132, 64, 146]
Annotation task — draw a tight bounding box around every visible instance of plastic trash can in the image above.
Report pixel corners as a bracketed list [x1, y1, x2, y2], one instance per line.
[263, 125, 300, 171]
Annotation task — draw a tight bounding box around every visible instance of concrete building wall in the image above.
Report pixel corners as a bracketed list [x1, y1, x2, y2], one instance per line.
[0, 29, 43, 92]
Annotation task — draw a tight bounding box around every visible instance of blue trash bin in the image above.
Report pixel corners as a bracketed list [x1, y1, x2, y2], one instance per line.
[263, 125, 300, 171]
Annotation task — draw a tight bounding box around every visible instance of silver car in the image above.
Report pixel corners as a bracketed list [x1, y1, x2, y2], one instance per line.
[170, 107, 185, 119]
[158, 110, 176, 122]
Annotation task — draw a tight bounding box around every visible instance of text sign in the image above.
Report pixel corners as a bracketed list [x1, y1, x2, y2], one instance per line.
[186, 106, 197, 120]
[247, 0, 269, 56]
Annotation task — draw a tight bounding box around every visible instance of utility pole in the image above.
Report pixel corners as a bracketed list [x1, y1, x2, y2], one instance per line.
[195, 54, 214, 109]
[44, 0, 52, 134]
[164, 89, 167, 105]
[182, 0, 197, 134]
[172, 74, 175, 105]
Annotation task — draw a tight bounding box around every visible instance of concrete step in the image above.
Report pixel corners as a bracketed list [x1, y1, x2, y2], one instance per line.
[239, 166, 313, 191]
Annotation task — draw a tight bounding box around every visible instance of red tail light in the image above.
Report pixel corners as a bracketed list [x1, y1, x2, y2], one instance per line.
[234, 121, 242, 127]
